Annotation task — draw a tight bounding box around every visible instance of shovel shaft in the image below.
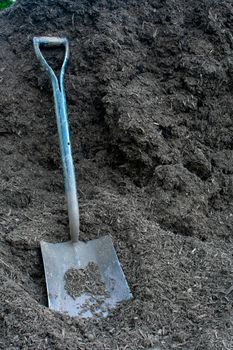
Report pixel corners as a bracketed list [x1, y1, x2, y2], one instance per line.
[33, 37, 79, 242]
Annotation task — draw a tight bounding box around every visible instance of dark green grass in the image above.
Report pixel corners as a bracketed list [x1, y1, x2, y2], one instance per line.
[0, 0, 16, 10]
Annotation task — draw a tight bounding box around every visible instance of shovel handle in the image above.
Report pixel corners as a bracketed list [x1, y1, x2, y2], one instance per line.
[33, 37, 79, 243]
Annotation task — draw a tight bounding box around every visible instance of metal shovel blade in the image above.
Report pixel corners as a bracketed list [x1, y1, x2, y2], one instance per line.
[41, 235, 132, 318]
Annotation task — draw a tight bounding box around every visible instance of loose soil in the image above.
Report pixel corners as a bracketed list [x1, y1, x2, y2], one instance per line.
[0, 0, 233, 349]
[64, 263, 108, 299]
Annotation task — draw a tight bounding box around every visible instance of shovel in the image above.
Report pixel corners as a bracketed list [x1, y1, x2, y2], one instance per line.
[33, 37, 132, 318]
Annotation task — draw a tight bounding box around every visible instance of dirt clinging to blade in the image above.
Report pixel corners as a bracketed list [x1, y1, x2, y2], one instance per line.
[64, 263, 109, 299]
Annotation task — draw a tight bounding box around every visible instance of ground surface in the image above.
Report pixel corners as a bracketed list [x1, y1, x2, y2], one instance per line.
[0, 0, 233, 349]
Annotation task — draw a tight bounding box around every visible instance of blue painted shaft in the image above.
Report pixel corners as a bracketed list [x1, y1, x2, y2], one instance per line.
[33, 37, 79, 242]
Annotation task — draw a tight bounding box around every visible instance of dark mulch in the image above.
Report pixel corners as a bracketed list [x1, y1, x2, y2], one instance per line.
[1, 0, 233, 349]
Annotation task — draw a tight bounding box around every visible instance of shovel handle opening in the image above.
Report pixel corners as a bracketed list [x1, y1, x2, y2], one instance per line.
[33, 37, 69, 91]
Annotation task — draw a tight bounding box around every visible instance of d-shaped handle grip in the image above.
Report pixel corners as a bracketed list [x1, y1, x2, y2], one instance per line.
[33, 36, 69, 91]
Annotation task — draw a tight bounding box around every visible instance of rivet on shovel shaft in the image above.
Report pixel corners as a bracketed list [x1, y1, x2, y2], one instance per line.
[33, 36, 132, 318]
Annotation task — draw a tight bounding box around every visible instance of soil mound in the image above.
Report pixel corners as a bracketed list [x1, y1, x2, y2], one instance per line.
[1, 0, 233, 349]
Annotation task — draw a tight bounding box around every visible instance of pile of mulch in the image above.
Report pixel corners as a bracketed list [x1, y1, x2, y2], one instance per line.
[1, 0, 233, 349]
